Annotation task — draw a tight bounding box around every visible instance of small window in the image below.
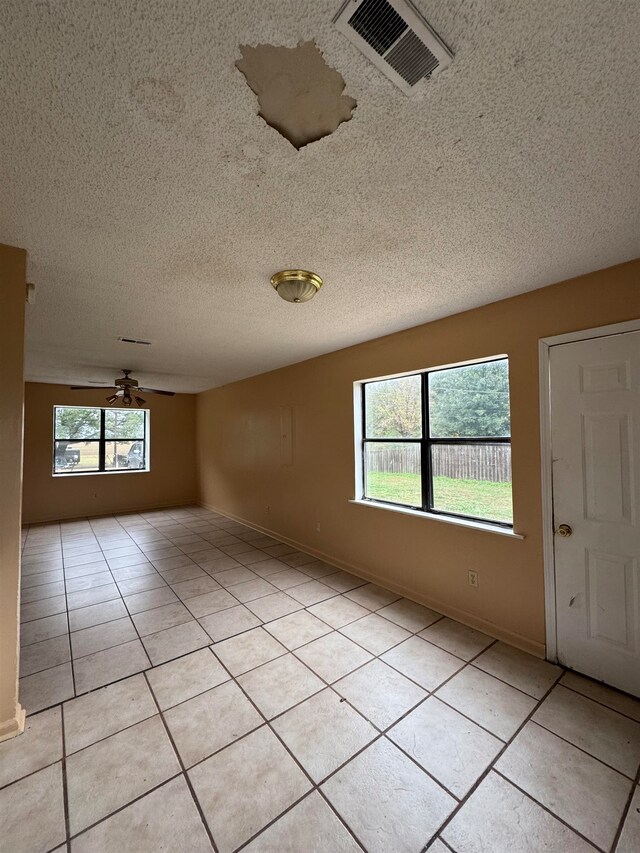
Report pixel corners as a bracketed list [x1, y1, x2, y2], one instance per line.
[53, 406, 149, 475]
[360, 358, 512, 525]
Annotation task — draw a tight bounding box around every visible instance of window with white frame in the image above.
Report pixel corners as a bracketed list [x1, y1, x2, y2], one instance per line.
[53, 406, 149, 475]
[358, 358, 512, 526]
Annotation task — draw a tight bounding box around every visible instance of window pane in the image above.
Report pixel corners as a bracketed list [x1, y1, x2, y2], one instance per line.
[54, 441, 100, 473]
[365, 375, 422, 438]
[105, 441, 146, 470]
[429, 360, 510, 438]
[104, 410, 145, 439]
[364, 442, 421, 506]
[55, 407, 100, 440]
[431, 444, 512, 523]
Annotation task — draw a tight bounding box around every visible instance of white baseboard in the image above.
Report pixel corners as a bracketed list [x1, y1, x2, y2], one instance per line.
[0, 704, 25, 742]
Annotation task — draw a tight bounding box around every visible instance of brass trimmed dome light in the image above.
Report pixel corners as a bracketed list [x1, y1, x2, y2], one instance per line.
[271, 269, 323, 304]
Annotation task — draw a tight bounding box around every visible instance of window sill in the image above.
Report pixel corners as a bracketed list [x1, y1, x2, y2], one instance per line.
[52, 469, 150, 478]
[348, 499, 525, 539]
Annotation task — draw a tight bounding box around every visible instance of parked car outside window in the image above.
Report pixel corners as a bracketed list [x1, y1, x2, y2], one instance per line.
[127, 441, 145, 469]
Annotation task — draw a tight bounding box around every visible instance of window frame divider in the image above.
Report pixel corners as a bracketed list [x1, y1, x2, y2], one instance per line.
[421, 371, 431, 512]
[98, 407, 106, 471]
[53, 405, 148, 475]
[359, 359, 513, 527]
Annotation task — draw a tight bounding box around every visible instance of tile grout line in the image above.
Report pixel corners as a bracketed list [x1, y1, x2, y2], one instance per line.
[209, 653, 370, 853]
[218, 623, 482, 807]
[0, 755, 64, 794]
[430, 693, 516, 745]
[102, 528, 157, 681]
[16, 508, 640, 852]
[314, 789, 369, 853]
[74, 518, 152, 692]
[490, 768, 610, 853]
[60, 697, 72, 851]
[278, 636, 511, 811]
[528, 716, 638, 782]
[20, 516, 521, 712]
[609, 760, 640, 852]
[140, 668, 221, 853]
[58, 525, 76, 700]
[67, 613, 389, 760]
[283, 621, 508, 750]
[68, 556, 132, 696]
[38, 540, 384, 694]
[19, 587, 68, 606]
[229, 635, 509, 851]
[424, 675, 606, 853]
[559, 679, 640, 726]
[22, 572, 632, 759]
[65, 772, 185, 845]
[27, 586, 308, 679]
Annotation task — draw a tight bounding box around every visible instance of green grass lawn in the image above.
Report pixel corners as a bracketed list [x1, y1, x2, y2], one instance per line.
[366, 471, 513, 523]
[56, 441, 136, 472]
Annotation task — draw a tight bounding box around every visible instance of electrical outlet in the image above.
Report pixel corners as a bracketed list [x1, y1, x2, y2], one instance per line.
[316, 522, 321, 532]
[468, 570, 479, 588]
[265, 505, 270, 513]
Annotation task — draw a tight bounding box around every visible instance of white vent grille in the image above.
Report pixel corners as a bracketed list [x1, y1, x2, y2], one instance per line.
[334, 0, 452, 95]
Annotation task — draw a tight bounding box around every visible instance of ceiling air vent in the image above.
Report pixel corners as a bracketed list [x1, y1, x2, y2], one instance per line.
[333, 0, 452, 95]
[118, 336, 151, 346]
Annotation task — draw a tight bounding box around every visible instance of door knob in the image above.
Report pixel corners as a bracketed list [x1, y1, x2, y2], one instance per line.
[557, 524, 573, 537]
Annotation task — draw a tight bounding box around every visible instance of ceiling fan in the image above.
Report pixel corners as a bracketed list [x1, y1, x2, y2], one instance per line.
[70, 369, 175, 407]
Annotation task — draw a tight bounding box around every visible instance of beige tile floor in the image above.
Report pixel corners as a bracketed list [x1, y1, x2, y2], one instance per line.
[2, 505, 639, 852]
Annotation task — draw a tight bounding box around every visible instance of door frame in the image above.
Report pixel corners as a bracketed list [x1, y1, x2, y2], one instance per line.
[539, 318, 640, 663]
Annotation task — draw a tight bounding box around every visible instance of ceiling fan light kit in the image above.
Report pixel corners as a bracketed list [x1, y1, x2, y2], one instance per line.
[69, 370, 175, 406]
[271, 270, 323, 304]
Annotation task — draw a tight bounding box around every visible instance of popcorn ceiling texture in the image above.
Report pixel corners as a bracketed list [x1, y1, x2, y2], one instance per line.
[1, 0, 639, 392]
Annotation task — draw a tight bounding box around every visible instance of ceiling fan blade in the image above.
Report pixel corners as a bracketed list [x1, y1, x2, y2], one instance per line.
[70, 385, 115, 390]
[138, 388, 175, 396]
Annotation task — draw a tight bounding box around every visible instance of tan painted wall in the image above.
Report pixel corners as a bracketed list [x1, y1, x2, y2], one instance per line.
[197, 260, 640, 657]
[22, 384, 198, 524]
[0, 244, 27, 740]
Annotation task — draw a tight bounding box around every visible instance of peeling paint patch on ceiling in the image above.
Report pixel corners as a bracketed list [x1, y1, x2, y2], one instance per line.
[236, 40, 356, 149]
[2, 0, 640, 394]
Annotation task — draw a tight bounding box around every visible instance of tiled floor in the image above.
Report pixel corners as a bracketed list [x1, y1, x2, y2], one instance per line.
[3, 506, 640, 852]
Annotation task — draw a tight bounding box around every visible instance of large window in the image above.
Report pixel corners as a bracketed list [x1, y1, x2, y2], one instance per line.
[53, 406, 149, 475]
[360, 358, 512, 526]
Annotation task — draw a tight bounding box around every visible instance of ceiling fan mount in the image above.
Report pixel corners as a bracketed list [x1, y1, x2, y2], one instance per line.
[114, 369, 138, 389]
[69, 369, 175, 407]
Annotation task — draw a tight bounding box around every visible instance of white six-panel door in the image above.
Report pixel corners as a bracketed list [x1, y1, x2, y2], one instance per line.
[550, 330, 640, 697]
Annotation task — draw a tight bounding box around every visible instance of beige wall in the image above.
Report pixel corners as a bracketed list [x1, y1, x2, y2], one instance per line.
[197, 260, 640, 657]
[23, 384, 198, 524]
[0, 244, 26, 740]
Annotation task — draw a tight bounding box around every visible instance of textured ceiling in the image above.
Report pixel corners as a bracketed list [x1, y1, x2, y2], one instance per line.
[1, 0, 639, 393]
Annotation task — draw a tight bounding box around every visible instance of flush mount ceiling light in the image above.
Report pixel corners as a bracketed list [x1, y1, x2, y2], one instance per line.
[271, 270, 323, 304]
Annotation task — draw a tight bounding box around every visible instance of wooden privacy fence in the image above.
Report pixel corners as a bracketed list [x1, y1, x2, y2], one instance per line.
[367, 443, 511, 482]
